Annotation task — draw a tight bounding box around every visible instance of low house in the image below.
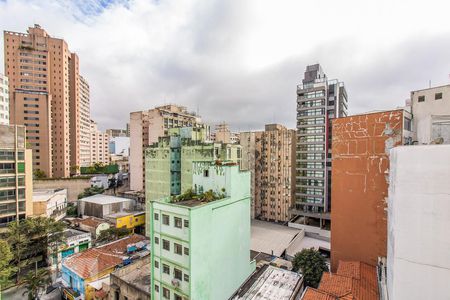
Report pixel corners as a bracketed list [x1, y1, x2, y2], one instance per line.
[49, 229, 91, 270]
[33, 188, 68, 221]
[104, 211, 145, 233]
[300, 261, 379, 300]
[61, 234, 148, 300]
[76, 217, 111, 239]
[109, 256, 151, 300]
[78, 194, 135, 218]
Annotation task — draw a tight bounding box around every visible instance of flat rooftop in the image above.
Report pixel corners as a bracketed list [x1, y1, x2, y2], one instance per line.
[64, 228, 89, 239]
[114, 261, 151, 294]
[105, 211, 145, 218]
[251, 220, 301, 257]
[231, 265, 302, 300]
[32, 188, 66, 201]
[78, 194, 133, 205]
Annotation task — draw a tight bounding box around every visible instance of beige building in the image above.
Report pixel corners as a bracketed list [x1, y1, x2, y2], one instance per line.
[411, 84, 450, 145]
[0, 124, 33, 230]
[240, 124, 296, 222]
[129, 104, 209, 191]
[32, 188, 67, 221]
[4, 24, 86, 177]
[0, 74, 9, 125]
[78, 75, 91, 167]
[89, 120, 110, 165]
[212, 122, 239, 144]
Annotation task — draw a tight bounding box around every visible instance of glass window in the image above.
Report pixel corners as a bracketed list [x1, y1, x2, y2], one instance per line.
[435, 93, 443, 100]
[184, 274, 190, 282]
[174, 268, 182, 280]
[184, 219, 189, 228]
[155, 237, 159, 244]
[184, 247, 189, 256]
[162, 264, 170, 274]
[174, 243, 182, 255]
[154, 213, 159, 221]
[175, 294, 182, 300]
[418, 95, 425, 102]
[162, 214, 169, 225]
[155, 285, 159, 293]
[162, 239, 170, 251]
[155, 260, 159, 268]
[174, 217, 182, 228]
[162, 287, 170, 299]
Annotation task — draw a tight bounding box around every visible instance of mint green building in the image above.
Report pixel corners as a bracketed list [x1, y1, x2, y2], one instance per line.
[145, 127, 242, 236]
[149, 162, 255, 300]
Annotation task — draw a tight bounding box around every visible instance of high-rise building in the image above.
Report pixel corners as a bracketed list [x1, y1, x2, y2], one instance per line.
[4, 24, 85, 177]
[212, 122, 239, 144]
[410, 84, 450, 144]
[130, 105, 209, 191]
[292, 64, 348, 233]
[78, 75, 91, 168]
[240, 124, 296, 222]
[106, 128, 128, 138]
[0, 74, 9, 125]
[0, 124, 33, 230]
[145, 127, 241, 235]
[387, 145, 450, 299]
[89, 120, 110, 165]
[330, 109, 412, 271]
[149, 162, 255, 300]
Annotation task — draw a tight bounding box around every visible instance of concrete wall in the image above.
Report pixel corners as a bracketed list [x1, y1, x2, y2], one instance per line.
[411, 84, 450, 144]
[387, 145, 450, 300]
[330, 110, 404, 271]
[34, 178, 90, 202]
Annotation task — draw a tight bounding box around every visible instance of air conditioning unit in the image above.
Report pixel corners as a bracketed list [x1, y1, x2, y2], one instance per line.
[171, 278, 181, 288]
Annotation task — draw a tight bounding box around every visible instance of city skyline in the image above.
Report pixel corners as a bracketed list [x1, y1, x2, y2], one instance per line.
[1, 0, 450, 131]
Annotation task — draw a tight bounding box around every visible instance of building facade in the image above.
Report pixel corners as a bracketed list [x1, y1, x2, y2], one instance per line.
[78, 75, 91, 168]
[149, 162, 255, 300]
[292, 64, 348, 232]
[106, 128, 128, 138]
[130, 105, 209, 191]
[0, 124, 33, 229]
[49, 228, 91, 271]
[89, 120, 110, 165]
[109, 257, 151, 300]
[0, 74, 9, 125]
[145, 127, 241, 235]
[32, 188, 68, 221]
[387, 145, 450, 300]
[330, 109, 412, 271]
[4, 25, 85, 177]
[411, 84, 450, 145]
[239, 131, 257, 218]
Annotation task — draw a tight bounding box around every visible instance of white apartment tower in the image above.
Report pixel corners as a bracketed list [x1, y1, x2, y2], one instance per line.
[89, 120, 110, 165]
[78, 75, 91, 167]
[0, 74, 9, 125]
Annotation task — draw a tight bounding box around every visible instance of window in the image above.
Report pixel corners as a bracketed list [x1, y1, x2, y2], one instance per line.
[418, 95, 425, 102]
[162, 287, 170, 299]
[155, 237, 159, 244]
[184, 247, 189, 256]
[154, 213, 159, 221]
[174, 217, 182, 228]
[174, 268, 182, 280]
[184, 274, 190, 282]
[203, 169, 209, 177]
[155, 285, 159, 293]
[174, 243, 182, 255]
[163, 239, 170, 251]
[184, 219, 189, 228]
[155, 260, 159, 268]
[435, 92, 443, 100]
[175, 294, 182, 300]
[162, 214, 169, 225]
[163, 264, 170, 274]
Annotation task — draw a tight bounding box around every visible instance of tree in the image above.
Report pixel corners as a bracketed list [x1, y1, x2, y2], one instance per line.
[47, 220, 66, 275]
[292, 248, 328, 288]
[33, 169, 46, 179]
[0, 239, 16, 290]
[97, 227, 131, 243]
[7, 220, 30, 283]
[78, 186, 104, 199]
[20, 269, 50, 300]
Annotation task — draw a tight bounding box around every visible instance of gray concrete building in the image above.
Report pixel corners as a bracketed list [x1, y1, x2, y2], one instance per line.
[291, 64, 348, 234]
[78, 194, 135, 218]
[109, 257, 151, 300]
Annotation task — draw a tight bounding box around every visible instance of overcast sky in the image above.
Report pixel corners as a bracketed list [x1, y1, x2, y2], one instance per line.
[1, 0, 450, 131]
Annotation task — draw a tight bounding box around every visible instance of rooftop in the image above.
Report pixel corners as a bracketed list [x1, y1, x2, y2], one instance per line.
[78, 194, 133, 205]
[32, 188, 67, 202]
[64, 228, 89, 239]
[63, 234, 147, 279]
[77, 217, 108, 228]
[251, 220, 301, 257]
[105, 211, 145, 219]
[111, 259, 151, 295]
[231, 264, 303, 300]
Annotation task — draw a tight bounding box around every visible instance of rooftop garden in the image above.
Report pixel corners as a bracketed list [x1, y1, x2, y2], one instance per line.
[170, 187, 226, 204]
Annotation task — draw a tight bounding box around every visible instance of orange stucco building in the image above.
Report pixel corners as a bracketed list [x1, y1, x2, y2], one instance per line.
[4, 24, 89, 177]
[330, 109, 412, 271]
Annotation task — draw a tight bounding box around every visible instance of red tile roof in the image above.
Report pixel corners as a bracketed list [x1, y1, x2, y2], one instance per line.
[300, 261, 379, 300]
[78, 217, 107, 228]
[63, 234, 147, 279]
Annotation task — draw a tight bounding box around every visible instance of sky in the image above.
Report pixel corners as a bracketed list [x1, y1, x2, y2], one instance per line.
[1, 0, 450, 131]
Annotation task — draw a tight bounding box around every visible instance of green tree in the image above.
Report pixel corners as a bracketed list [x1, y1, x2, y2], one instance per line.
[33, 169, 46, 179]
[20, 269, 50, 300]
[0, 239, 16, 291]
[7, 220, 30, 283]
[47, 220, 66, 275]
[292, 248, 328, 288]
[97, 227, 131, 243]
[78, 186, 104, 199]
[66, 204, 78, 217]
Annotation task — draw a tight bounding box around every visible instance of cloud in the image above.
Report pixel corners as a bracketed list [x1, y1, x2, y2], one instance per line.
[1, 0, 450, 131]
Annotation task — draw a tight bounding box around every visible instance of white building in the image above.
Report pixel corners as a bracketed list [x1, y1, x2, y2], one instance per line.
[0, 74, 9, 125]
[89, 120, 110, 165]
[387, 145, 450, 299]
[79, 75, 91, 167]
[411, 84, 450, 144]
[109, 136, 130, 156]
[32, 189, 68, 221]
[49, 229, 91, 270]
